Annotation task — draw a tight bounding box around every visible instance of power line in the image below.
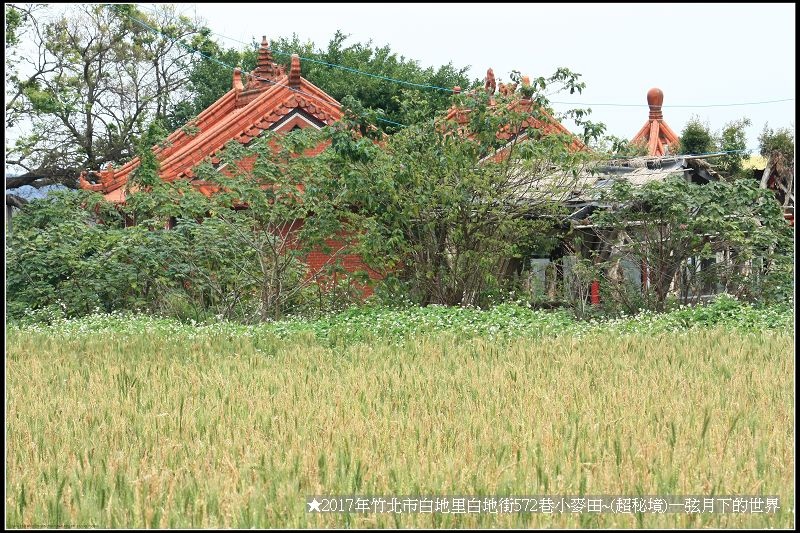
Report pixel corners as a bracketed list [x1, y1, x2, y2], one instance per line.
[108, 6, 773, 163]
[130, 3, 794, 110]
[600, 148, 753, 163]
[133, 3, 456, 93]
[550, 99, 794, 108]
[110, 4, 403, 128]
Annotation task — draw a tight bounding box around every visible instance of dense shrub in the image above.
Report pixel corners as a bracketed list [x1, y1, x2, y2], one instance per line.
[6, 191, 292, 321]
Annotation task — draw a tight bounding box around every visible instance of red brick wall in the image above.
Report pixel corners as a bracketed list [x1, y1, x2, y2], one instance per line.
[282, 218, 383, 298]
[192, 120, 381, 297]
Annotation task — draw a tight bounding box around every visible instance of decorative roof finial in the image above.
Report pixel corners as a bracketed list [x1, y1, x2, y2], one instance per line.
[288, 54, 301, 89]
[520, 75, 533, 99]
[485, 68, 496, 95]
[254, 35, 276, 81]
[232, 67, 244, 92]
[647, 87, 664, 120]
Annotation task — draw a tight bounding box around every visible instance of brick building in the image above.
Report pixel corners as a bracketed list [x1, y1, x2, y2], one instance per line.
[80, 37, 380, 290]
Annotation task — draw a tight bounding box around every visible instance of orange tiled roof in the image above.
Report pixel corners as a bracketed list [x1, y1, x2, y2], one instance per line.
[80, 37, 341, 202]
[443, 69, 586, 156]
[630, 88, 680, 156]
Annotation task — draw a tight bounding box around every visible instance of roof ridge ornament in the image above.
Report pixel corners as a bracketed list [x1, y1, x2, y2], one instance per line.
[647, 87, 664, 120]
[289, 54, 301, 89]
[254, 35, 277, 81]
[485, 68, 496, 95]
[520, 75, 533, 100]
[631, 87, 679, 156]
[232, 67, 244, 92]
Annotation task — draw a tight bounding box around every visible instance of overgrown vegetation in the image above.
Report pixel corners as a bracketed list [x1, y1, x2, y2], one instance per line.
[6, 128, 360, 322]
[677, 116, 755, 179]
[588, 176, 793, 313]
[8, 64, 614, 320]
[7, 137, 793, 322]
[759, 124, 795, 167]
[325, 76, 598, 307]
[5, 6, 793, 323]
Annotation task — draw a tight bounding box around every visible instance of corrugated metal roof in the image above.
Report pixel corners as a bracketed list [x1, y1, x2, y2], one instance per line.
[507, 156, 709, 209]
[5, 184, 69, 201]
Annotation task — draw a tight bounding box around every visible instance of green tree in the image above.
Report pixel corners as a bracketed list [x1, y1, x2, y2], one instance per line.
[756, 123, 794, 210]
[759, 124, 794, 167]
[7, 120, 365, 322]
[273, 30, 472, 130]
[168, 32, 257, 130]
[6, 4, 205, 187]
[679, 116, 715, 155]
[5, 5, 24, 46]
[181, 30, 473, 133]
[593, 135, 649, 158]
[715, 117, 751, 177]
[182, 128, 351, 320]
[325, 70, 598, 306]
[5, 3, 38, 129]
[592, 176, 793, 312]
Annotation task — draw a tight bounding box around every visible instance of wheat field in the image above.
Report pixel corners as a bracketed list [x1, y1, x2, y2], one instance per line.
[6, 326, 794, 527]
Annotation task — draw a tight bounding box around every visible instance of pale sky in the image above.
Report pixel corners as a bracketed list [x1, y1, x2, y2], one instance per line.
[173, 2, 795, 152]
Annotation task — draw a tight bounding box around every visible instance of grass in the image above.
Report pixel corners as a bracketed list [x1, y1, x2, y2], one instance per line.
[12, 295, 795, 345]
[5, 304, 795, 527]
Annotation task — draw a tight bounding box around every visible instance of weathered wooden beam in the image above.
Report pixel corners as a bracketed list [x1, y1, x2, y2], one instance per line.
[760, 154, 774, 189]
[5, 194, 28, 209]
[783, 170, 794, 207]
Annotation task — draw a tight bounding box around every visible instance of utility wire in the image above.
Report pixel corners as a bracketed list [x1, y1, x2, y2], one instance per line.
[9, 3, 796, 109]
[133, 3, 457, 93]
[109, 6, 771, 162]
[130, 3, 794, 109]
[111, 4, 404, 128]
[600, 148, 753, 163]
[549, 99, 794, 108]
